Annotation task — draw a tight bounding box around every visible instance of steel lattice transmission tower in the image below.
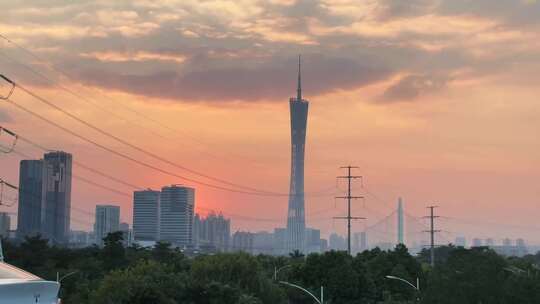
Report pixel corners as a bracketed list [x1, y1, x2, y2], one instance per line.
[334, 166, 365, 255]
[423, 206, 440, 267]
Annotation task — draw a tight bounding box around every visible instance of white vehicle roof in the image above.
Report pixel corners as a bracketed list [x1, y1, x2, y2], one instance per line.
[0, 262, 60, 304]
[0, 262, 42, 281]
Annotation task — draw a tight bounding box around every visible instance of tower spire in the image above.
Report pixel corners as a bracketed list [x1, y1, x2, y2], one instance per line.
[297, 54, 302, 101]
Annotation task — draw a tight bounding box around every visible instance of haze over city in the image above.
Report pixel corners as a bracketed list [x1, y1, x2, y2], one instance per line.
[0, 0, 539, 247]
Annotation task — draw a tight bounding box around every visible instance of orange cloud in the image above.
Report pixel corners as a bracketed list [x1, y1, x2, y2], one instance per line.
[80, 51, 187, 63]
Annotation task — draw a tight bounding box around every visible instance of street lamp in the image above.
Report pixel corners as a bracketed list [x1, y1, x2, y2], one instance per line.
[279, 281, 324, 304]
[385, 275, 420, 302]
[385, 275, 419, 291]
[57, 271, 79, 283]
[56, 270, 79, 304]
[274, 265, 292, 281]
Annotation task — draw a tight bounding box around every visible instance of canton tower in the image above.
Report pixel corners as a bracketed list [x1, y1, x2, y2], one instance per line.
[286, 56, 309, 253]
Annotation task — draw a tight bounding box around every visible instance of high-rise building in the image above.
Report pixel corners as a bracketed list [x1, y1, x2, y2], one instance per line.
[133, 189, 160, 242]
[472, 238, 483, 247]
[492, 238, 528, 257]
[273, 228, 287, 255]
[287, 56, 309, 253]
[94, 205, 120, 247]
[17, 160, 43, 239]
[329, 233, 346, 251]
[253, 231, 274, 255]
[232, 231, 254, 253]
[195, 212, 230, 252]
[0, 212, 10, 237]
[455, 237, 466, 247]
[320, 238, 328, 252]
[159, 185, 194, 247]
[360, 231, 368, 251]
[397, 197, 404, 245]
[305, 228, 321, 254]
[193, 214, 202, 248]
[41, 151, 72, 244]
[69, 230, 90, 248]
[353, 231, 368, 254]
[119, 222, 132, 247]
[485, 238, 495, 247]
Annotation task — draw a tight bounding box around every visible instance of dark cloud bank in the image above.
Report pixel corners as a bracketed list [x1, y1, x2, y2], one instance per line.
[75, 55, 392, 102]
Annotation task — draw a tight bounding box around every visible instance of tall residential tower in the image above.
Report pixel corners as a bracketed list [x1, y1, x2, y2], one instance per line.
[17, 160, 43, 239]
[94, 205, 120, 247]
[159, 185, 195, 247]
[286, 56, 309, 253]
[133, 189, 160, 242]
[41, 151, 72, 244]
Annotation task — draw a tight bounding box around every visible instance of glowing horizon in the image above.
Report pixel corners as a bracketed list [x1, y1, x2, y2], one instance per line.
[0, 0, 539, 246]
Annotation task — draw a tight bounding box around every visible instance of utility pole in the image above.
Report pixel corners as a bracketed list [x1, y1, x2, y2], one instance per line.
[335, 166, 365, 255]
[423, 206, 440, 267]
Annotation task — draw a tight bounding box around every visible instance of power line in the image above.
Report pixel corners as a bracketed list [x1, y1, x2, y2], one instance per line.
[2, 147, 335, 229]
[0, 48, 170, 140]
[7, 129, 144, 190]
[0, 34, 279, 169]
[0, 177, 95, 228]
[0, 74, 14, 100]
[8, 78, 280, 195]
[0, 178, 18, 207]
[443, 216, 540, 232]
[0, 126, 143, 193]
[1, 132, 334, 225]
[1, 74, 336, 197]
[0, 126, 18, 153]
[1, 97, 280, 196]
[4, 144, 134, 200]
[0, 33, 192, 136]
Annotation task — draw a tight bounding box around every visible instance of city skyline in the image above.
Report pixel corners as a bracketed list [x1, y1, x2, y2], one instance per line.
[0, 0, 539, 244]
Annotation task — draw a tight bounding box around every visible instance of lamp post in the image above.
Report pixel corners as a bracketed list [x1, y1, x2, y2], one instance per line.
[56, 270, 79, 304]
[274, 264, 292, 281]
[385, 275, 420, 302]
[57, 271, 79, 283]
[279, 281, 324, 304]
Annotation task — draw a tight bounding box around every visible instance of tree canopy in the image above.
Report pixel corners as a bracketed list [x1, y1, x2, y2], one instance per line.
[2, 235, 540, 303]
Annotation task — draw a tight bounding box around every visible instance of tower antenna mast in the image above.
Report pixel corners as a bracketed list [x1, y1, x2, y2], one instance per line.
[297, 55, 302, 101]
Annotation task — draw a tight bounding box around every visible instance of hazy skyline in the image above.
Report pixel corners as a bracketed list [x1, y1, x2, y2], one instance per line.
[0, 0, 539, 243]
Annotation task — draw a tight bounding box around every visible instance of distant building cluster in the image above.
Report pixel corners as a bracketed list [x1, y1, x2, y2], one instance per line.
[6, 151, 329, 255]
[193, 212, 231, 252]
[8, 151, 132, 248]
[226, 226, 325, 256]
[131, 186, 195, 249]
[466, 237, 529, 257]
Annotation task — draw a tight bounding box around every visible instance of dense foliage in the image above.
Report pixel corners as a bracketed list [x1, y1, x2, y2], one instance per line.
[3, 234, 540, 303]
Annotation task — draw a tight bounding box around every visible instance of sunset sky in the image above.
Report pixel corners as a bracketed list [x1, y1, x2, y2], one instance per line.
[0, 0, 539, 245]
